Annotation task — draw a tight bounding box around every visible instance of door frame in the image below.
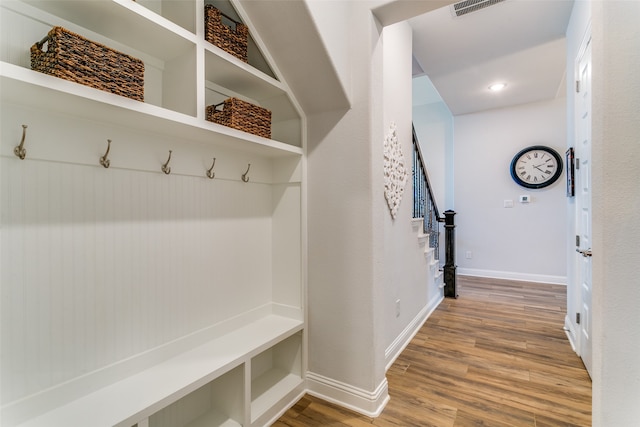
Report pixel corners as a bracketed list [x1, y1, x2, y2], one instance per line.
[566, 22, 592, 376]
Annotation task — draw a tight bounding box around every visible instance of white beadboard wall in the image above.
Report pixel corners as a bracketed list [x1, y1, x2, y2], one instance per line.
[0, 104, 300, 406]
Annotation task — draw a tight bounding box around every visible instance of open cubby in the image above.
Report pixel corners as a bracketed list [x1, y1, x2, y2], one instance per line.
[132, 0, 197, 34]
[0, 0, 302, 144]
[1, 0, 198, 116]
[149, 365, 244, 427]
[250, 332, 303, 424]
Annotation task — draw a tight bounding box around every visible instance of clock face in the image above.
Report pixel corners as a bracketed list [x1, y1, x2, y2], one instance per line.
[510, 146, 563, 189]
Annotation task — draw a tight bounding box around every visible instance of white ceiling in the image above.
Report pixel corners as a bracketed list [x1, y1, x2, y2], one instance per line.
[408, 0, 575, 115]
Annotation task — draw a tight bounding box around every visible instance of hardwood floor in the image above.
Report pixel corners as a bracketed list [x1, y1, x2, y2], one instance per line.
[274, 276, 592, 426]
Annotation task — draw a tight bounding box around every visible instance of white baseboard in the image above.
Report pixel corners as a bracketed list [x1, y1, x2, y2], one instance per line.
[305, 372, 390, 418]
[564, 314, 579, 355]
[457, 268, 567, 285]
[384, 292, 443, 371]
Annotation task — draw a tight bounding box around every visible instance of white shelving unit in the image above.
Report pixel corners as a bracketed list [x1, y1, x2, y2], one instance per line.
[0, 0, 305, 426]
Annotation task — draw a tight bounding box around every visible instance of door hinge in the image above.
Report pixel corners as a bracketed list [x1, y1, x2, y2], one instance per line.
[576, 80, 581, 93]
[576, 313, 581, 324]
[576, 235, 580, 247]
[575, 158, 580, 170]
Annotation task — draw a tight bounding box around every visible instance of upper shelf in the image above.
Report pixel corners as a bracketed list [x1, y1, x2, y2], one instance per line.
[1, 0, 303, 151]
[20, 0, 196, 61]
[204, 45, 286, 103]
[0, 62, 302, 158]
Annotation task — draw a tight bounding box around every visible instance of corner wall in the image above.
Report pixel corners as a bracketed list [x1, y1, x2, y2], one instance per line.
[304, 1, 443, 417]
[590, 1, 640, 424]
[382, 23, 443, 370]
[304, 0, 388, 416]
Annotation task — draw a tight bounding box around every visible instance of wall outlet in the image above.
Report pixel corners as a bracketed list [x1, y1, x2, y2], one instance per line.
[504, 199, 514, 208]
[519, 195, 530, 203]
[465, 251, 472, 259]
[395, 299, 400, 318]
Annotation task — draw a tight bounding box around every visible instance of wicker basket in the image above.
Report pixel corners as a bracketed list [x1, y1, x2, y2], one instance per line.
[30, 26, 144, 101]
[206, 98, 271, 139]
[204, 5, 248, 62]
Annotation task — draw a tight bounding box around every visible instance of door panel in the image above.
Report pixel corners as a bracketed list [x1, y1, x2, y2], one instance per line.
[575, 33, 592, 377]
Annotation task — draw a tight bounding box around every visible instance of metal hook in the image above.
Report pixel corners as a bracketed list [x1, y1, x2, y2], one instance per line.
[206, 157, 216, 179]
[14, 124, 27, 160]
[162, 150, 172, 175]
[100, 139, 112, 168]
[242, 163, 251, 182]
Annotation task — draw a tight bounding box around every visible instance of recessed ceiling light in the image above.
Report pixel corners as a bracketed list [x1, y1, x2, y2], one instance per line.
[489, 82, 507, 92]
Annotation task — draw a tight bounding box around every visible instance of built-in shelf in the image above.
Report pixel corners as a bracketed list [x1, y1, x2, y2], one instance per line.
[0, 63, 302, 158]
[0, 1, 305, 426]
[20, 0, 197, 59]
[0, 0, 302, 149]
[11, 315, 302, 427]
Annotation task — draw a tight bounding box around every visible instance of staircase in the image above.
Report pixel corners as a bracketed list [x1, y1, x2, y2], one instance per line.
[412, 218, 445, 290]
[412, 125, 456, 297]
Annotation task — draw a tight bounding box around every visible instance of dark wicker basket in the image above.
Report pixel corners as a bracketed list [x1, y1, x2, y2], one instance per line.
[206, 98, 271, 139]
[204, 5, 248, 62]
[30, 26, 144, 101]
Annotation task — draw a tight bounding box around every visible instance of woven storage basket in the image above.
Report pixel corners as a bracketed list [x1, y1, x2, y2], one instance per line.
[204, 5, 248, 62]
[30, 26, 144, 101]
[206, 98, 271, 139]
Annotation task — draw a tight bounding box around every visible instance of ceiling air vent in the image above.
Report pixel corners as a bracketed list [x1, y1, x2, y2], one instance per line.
[451, 0, 506, 17]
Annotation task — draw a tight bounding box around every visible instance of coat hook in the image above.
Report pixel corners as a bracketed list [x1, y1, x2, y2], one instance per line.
[242, 163, 251, 182]
[14, 124, 27, 160]
[206, 157, 216, 179]
[100, 139, 112, 168]
[162, 150, 172, 175]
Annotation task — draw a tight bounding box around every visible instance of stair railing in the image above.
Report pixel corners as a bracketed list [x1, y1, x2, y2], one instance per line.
[412, 125, 457, 297]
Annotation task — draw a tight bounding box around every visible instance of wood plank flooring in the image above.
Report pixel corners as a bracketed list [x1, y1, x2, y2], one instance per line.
[275, 276, 592, 426]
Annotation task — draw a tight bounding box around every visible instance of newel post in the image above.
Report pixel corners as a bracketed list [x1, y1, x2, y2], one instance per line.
[443, 210, 458, 298]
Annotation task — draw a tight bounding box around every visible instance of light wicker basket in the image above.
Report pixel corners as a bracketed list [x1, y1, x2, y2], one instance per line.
[206, 98, 271, 139]
[204, 5, 248, 62]
[30, 26, 144, 101]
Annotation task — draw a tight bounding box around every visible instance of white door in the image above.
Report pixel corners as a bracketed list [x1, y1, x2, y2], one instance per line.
[575, 32, 593, 377]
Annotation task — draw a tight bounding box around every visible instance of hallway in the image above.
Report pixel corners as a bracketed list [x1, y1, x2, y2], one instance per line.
[275, 276, 592, 426]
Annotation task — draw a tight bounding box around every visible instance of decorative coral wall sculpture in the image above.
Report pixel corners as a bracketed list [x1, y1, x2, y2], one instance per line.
[383, 122, 408, 219]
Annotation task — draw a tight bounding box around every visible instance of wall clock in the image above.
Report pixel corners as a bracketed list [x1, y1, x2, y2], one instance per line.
[510, 145, 563, 189]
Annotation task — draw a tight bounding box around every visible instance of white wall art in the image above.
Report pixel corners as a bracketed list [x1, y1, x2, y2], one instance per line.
[383, 122, 408, 219]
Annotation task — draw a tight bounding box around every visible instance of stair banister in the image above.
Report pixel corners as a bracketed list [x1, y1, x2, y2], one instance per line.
[412, 125, 457, 297]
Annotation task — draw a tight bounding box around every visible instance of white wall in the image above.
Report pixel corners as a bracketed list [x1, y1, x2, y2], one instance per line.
[590, 1, 640, 424]
[382, 23, 443, 370]
[305, 0, 443, 416]
[454, 98, 567, 283]
[413, 76, 455, 211]
[304, 0, 388, 415]
[304, 0, 351, 102]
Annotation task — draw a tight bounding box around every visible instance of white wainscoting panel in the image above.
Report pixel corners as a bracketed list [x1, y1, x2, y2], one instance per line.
[0, 157, 274, 405]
